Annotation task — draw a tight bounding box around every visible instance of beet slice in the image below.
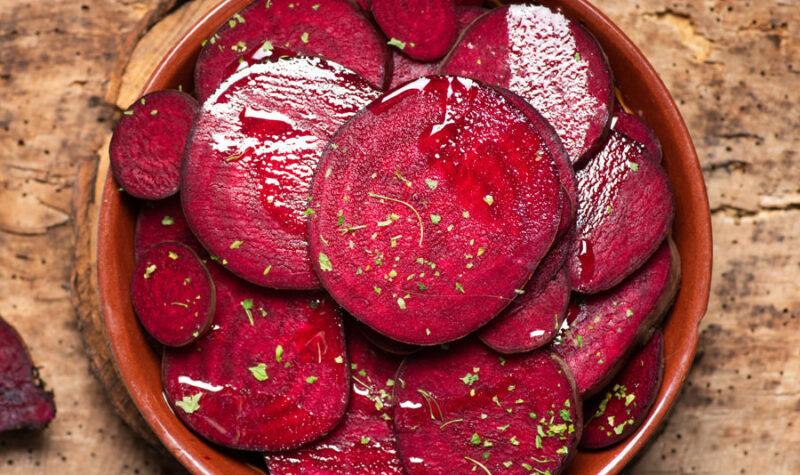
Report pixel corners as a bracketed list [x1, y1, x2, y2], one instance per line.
[581, 330, 664, 449]
[394, 340, 581, 474]
[441, 4, 613, 165]
[110, 90, 198, 200]
[567, 130, 674, 294]
[611, 108, 663, 162]
[308, 76, 562, 345]
[372, 0, 458, 61]
[357, 320, 422, 355]
[131, 242, 215, 347]
[193, 0, 389, 101]
[266, 327, 404, 473]
[553, 239, 679, 397]
[162, 265, 348, 451]
[0, 317, 56, 432]
[134, 195, 205, 261]
[182, 57, 380, 290]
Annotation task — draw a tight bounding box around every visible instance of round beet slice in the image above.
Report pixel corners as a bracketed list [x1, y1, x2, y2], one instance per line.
[611, 107, 663, 162]
[182, 57, 380, 290]
[394, 340, 581, 474]
[135, 195, 205, 261]
[162, 265, 348, 451]
[372, 0, 458, 61]
[308, 76, 562, 345]
[441, 4, 613, 165]
[132, 242, 215, 347]
[266, 326, 404, 473]
[581, 330, 664, 449]
[193, 0, 390, 101]
[110, 90, 198, 200]
[568, 130, 674, 294]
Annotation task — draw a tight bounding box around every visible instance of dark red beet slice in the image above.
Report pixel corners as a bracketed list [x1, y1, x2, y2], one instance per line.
[182, 57, 380, 290]
[612, 107, 663, 162]
[357, 320, 422, 355]
[568, 130, 674, 294]
[441, 4, 613, 165]
[0, 317, 56, 432]
[110, 90, 198, 200]
[553, 239, 680, 397]
[581, 330, 664, 449]
[134, 195, 204, 261]
[131, 242, 215, 347]
[394, 340, 581, 474]
[162, 265, 348, 451]
[455, 0, 483, 5]
[266, 327, 404, 473]
[372, 0, 458, 61]
[308, 76, 561, 345]
[193, 0, 389, 101]
[479, 268, 570, 354]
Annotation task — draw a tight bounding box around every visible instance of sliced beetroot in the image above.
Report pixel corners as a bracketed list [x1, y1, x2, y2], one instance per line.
[131, 242, 215, 347]
[357, 320, 422, 355]
[110, 90, 198, 200]
[308, 76, 562, 345]
[455, 0, 483, 5]
[553, 239, 680, 397]
[162, 265, 348, 451]
[193, 0, 389, 101]
[372, 0, 458, 61]
[394, 340, 581, 474]
[479, 268, 570, 354]
[266, 327, 404, 473]
[441, 4, 613, 165]
[612, 107, 663, 162]
[134, 195, 204, 261]
[581, 330, 664, 449]
[182, 57, 380, 290]
[568, 130, 674, 294]
[0, 317, 56, 432]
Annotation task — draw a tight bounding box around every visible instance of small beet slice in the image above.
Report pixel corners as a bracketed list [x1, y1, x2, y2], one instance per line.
[110, 90, 198, 200]
[441, 4, 613, 165]
[357, 320, 422, 355]
[182, 57, 380, 290]
[308, 76, 562, 345]
[568, 130, 674, 294]
[266, 327, 404, 473]
[163, 265, 348, 451]
[372, 0, 458, 61]
[134, 195, 204, 261]
[581, 330, 664, 449]
[394, 340, 581, 474]
[131, 242, 215, 347]
[0, 317, 56, 432]
[193, 0, 389, 101]
[553, 239, 680, 397]
[612, 108, 663, 162]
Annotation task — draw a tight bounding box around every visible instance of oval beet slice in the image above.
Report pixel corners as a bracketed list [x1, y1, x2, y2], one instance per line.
[266, 327, 404, 473]
[581, 330, 664, 449]
[308, 76, 562, 345]
[441, 4, 613, 165]
[132, 242, 215, 347]
[372, 0, 458, 61]
[568, 130, 674, 294]
[0, 317, 56, 432]
[611, 108, 663, 162]
[553, 239, 680, 397]
[110, 90, 198, 200]
[193, 0, 389, 101]
[182, 57, 380, 290]
[394, 341, 581, 474]
[162, 266, 348, 451]
[135, 195, 205, 261]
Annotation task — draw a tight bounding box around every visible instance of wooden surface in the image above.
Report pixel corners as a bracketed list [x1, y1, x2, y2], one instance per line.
[1, 0, 797, 473]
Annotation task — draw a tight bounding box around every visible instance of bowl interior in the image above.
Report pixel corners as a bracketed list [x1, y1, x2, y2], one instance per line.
[97, 1, 712, 474]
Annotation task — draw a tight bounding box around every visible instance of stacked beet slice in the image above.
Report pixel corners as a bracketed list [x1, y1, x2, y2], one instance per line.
[108, 0, 683, 471]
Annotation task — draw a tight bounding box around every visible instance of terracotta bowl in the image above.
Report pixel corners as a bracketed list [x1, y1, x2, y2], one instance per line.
[98, 1, 712, 473]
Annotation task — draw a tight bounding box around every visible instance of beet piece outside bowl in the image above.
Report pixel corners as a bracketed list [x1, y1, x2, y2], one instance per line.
[97, 0, 712, 474]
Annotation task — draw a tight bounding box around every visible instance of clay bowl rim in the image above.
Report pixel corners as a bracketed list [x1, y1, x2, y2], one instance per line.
[97, 1, 713, 474]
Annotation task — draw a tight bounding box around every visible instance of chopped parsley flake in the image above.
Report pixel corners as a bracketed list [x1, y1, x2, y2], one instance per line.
[143, 264, 156, 279]
[627, 161, 639, 171]
[455, 282, 465, 293]
[361, 436, 370, 444]
[123, 110, 134, 115]
[175, 392, 202, 414]
[430, 214, 441, 224]
[574, 52, 582, 61]
[483, 195, 494, 206]
[275, 345, 284, 362]
[303, 208, 315, 216]
[387, 37, 406, 49]
[150, 109, 158, 115]
[334, 355, 343, 364]
[312, 3, 320, 10]
[230, 240, 243, 249]
[425, 178, 438, 190]
[318, 252, 333, 271]
[241, 299, 254, 325]
[161, 216, 174, 225]
[263, 265, 272, 276]
[459, 373, 479, 386]
[248, 363, 268, 381]
[306, 376, 318, 384]
[417, 282, 427, 291]
[168, 252, 178, 260]
[470, 433, 481, 445]
[300, 32, 309, 43]
[397, 297, 407, 310]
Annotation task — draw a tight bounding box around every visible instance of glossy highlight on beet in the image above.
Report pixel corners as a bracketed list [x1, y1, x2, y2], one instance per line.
[134, 195, 205, 261]
[372, 0, 458, 61]
[308, 76, 561, 345]
[182, 57, 380, 289]
[394, 340, 581, 475]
